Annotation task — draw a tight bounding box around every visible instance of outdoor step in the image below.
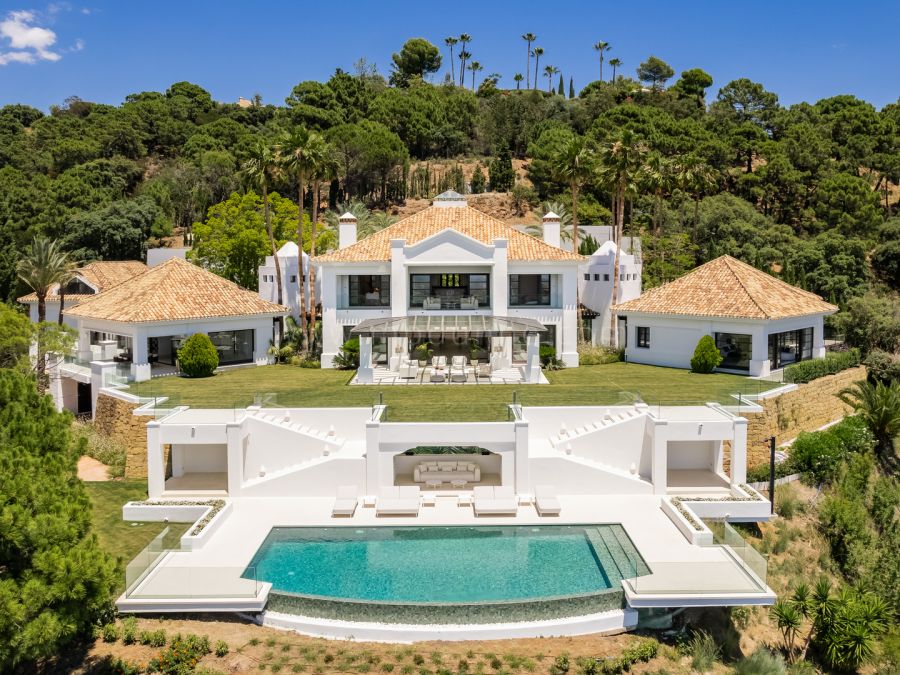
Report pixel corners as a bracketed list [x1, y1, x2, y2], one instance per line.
[595, 526, 635, 581]
[608, 524, 651, 577]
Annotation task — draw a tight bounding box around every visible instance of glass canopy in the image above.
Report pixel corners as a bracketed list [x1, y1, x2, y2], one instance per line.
[351, 315, 546, 337]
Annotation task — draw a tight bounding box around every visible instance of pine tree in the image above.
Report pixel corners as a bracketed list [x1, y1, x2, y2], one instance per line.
[557, 73, 565, 96]
[470, 164, 486, 194]
[0, 370, 117, 669]
[488, 146, 516, 192]
[569, 77, 575, 98]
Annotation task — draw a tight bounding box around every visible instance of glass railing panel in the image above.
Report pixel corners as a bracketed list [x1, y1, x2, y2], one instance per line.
[124, 526, 172, 595]
[624, 560, 767, 595]
[126, 566, 260, 599]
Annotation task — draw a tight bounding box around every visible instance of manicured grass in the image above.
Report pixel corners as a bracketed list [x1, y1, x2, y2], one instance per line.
[85, 481, 189, 591]
[128, 362, 777, 422]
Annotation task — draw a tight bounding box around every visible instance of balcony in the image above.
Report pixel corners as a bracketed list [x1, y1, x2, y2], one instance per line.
[410, 273, 489, 310]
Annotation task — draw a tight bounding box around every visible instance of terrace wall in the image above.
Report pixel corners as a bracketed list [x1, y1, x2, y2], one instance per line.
[742, 366, 865, 467]
[94, 392, 154, 479]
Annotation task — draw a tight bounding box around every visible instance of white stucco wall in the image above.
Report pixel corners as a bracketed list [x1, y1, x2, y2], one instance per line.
[171, 443, 228, 476]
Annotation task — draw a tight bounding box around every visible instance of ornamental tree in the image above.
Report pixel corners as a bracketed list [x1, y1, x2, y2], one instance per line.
[690, 335, 723, 373]
[177, 333, 219, 377]
[0, 369, 117, 670]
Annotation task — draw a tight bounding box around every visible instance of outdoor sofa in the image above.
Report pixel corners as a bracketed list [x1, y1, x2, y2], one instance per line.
[376, 486, 421, 516]
[473, 485, 518, 516]
[332, 485, 359, 517]
[534, 485, 562, 516]
[413, 460, 480, 484]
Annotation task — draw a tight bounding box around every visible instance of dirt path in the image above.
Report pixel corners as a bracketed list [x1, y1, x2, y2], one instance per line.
[78, 455, 110, 481]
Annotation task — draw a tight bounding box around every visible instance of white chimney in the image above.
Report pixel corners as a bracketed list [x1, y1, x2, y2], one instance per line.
[542, 211, 561, 248]
[338, 212, 358, 249]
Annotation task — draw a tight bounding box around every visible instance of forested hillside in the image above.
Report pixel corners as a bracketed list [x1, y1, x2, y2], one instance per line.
[1, 40, 898, 344]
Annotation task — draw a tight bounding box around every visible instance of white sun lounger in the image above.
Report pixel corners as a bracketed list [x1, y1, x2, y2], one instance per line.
[376, 486, 421, 516]
[534, 485, 562, 516]
[473, 485, 518, 516]
[332, 485, 359, 517]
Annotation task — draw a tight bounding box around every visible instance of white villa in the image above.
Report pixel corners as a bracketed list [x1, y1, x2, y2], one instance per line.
[579, 239, 642, 346]
[315, 191, 584, 384]
[615, 256, 837, 377]
[258, 241, 317, 322]
[44, 258, 286, 414]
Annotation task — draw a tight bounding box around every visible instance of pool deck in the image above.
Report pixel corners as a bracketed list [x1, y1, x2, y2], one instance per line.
[119, 493, 774, 633]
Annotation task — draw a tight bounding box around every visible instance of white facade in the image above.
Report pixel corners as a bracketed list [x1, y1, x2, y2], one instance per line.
[318, 205, 581, 372]
[258, 242, 318, 322]
[579, 240, 642, 346]
[621, 312, 828, 377]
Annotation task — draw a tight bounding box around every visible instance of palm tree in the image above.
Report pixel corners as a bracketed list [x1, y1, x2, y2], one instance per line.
[532, 47, 544, 90]
[608, 57, 622, 82]
[642, 151, 673, 236]
[55, 257, 79, 326]
[306, 137, 336, 351]
[444, 37, 458, 84]
[596, 129, 648, 347]
[593, 41, 610, 81]
[544, 65, 558, 93]
[521, 33, 536, 88]
[672, 154, 717, 234]
[242, 142, 284, 309]
[526, 202, 573, 242]
[458, 34, 472, 86]
[279, 128, 319, 345]
[17, 237, 77, 391]
[468, 61, 483, 90]
[838, 380, 900, 461]
[513, 73, 524, 90]
[551, 136, 594, 342]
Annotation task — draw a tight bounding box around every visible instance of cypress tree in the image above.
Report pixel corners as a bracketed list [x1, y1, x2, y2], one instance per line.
[569, 77, 575, 98]
[557, 73, 565, 96]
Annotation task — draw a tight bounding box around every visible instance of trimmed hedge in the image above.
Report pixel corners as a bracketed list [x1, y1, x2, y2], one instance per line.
[177, 333, 219, 377]
[783, 348, 860, 384]
[691, 335, 723, 374]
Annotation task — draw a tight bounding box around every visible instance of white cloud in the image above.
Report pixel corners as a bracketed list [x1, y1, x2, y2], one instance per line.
[72, 37, 83, 51]
[0, 9, 61, 65]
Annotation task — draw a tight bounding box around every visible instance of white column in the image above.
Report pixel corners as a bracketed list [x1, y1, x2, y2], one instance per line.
[514, 420, 530, 493]
[560, 267, 579, 366]
[731, 417, 748, 485]
[492, 239, 508, 316]
[77, 325, 93, 361]
[813, 317, 827, 359]
[320, 267, 339, 368]
[651, 420, 668, 495]
[90, 361, 118, 417]
[525, 333, 541, 383]
[390, 240, 407, 317]
[357, 335, 374, 383]
[750, 324, 770, 377]
[226, 423, 243, 496]
[365, 421, 381, 495]
[147, 422, 165, 499]
[131, 329, 151, 382]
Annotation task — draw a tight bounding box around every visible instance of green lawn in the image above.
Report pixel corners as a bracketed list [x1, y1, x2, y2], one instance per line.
[128, 362, 777, 422]
[85, 481, 189, 592]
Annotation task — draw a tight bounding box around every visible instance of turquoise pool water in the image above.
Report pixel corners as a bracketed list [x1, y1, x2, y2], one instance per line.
[245, 525, 647, 603]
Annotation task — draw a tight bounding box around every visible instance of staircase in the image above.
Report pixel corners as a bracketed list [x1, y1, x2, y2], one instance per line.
[586, 525, 651, 583]
[549, 408, 644, 449]
[252, 411, 346, 450]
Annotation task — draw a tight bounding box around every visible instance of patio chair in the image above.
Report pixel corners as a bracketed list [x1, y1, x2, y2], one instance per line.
[423, 297, 441, 310]
[398, 357, 418, 379]
[431, 355, 447, 369]
[460, 296, 478, 309]
[332, 485, 358, 517]
[376, 486, 421, 516]
[473, 486, 518, 516]
[450, 355, 467, 382]
[475, 362, 492, 379]
[534, 485, 561, 516]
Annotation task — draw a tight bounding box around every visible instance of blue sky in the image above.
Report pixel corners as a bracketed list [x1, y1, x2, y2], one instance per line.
[1, 0, 898, 111]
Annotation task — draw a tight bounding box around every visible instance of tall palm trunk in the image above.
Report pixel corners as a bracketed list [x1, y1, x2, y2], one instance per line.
[296, 177, 308, 351]
[533, 54, 540, 91]
[525, 43, 531, 89]
[573, 184, 586, 345]
[263, 183, 284, 345]
[609, 183, 625, 348]
[307, 180, 320, 351]
[449, 45, 455, 83]
[36, 293, 47, 391]
[58, 287, 66, 325]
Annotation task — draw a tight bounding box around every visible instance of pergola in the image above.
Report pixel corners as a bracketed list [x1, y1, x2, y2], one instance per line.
[351, 316, 546, 384]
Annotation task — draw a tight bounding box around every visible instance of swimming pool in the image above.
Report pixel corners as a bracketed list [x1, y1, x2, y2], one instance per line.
[245, 525, 648, 607]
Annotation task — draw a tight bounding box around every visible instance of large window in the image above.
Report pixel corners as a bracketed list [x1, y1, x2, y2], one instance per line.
[348, 275, 390, 307]
[208, 329, 254, 365]
[636, 327, 650, 348]
[768, 327, 813, 370]
[715, 332, 752, 371]
[509, 274, 551, 306]
[512, 325, 556, 363]
[409, 273, 490, 309]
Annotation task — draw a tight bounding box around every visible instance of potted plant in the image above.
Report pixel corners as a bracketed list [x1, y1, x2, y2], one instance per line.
[414, 342, 431, 367]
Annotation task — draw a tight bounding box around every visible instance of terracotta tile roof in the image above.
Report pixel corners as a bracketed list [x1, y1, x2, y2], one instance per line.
[315, 204, 584, 263]
[613, 255, 838, 320]
[17, 260, 147, 303]
[64, 258, 288, 323]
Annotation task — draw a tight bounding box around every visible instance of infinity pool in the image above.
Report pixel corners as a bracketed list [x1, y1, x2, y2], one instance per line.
[245, 525, 646, 603]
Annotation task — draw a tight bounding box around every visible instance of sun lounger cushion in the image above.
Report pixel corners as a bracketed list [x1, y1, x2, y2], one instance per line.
[535, 485, 562, 516]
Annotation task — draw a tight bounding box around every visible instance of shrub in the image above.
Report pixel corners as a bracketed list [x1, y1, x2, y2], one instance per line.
[121, 616, 137, 645]
[783, 348, 860, 384]
[690, 335, 722, 373]
[101, 623, 119, 643]
[577, 343, 622, 365]
[733, 648, 786, 675]
[333, 337, 360, 370]
[549, 655, 569, 675]
[215, 640, 229, 657]
[540, 345, 565, 370]
[178, 333, 219, 377]
[864, 349, 900, 384]
[573, 639, 657, 675]
[149, 633, 211, 674]
[790, 430, 844, 484]
[827, 415, 876, 456]
[140, 629, 167, 647]
[746, 460, 795, 483]
[298, 358, 320, 368]
[775, 483, 803, 519]
[72, 421, 126, 478]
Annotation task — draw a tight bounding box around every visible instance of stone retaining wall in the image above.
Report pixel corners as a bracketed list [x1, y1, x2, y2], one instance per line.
[94, 392, 152, 479]
[743, 366, 865, 467]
